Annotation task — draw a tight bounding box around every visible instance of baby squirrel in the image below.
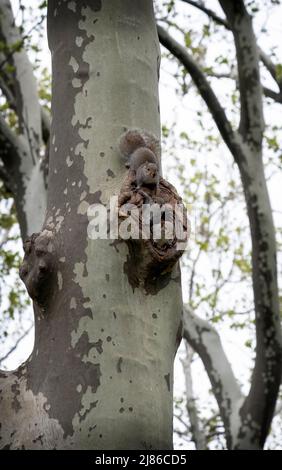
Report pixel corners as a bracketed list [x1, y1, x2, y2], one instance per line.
[119, 129, 160, 189]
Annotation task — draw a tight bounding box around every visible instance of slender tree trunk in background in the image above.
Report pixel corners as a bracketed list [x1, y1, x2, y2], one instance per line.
[0, 0, 183, 450]
[0, 1, 46, 239]
[159, 0, 282, 449]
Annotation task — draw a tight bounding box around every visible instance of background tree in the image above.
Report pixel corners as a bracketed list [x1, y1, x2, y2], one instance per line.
[0, 0, 282, 450]
[156, 0, 282, 449]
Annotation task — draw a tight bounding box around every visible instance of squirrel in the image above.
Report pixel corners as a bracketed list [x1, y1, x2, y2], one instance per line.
[118, 128, 161, 190]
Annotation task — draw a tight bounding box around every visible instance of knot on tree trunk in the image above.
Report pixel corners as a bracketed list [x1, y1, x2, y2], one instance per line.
[118, 171, 190, 293]
[19, 229, 57, 308]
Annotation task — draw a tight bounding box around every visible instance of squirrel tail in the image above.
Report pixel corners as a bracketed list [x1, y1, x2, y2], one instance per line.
[118, 128, 161, 166]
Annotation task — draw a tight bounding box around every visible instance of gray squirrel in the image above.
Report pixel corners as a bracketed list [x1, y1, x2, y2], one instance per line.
[118, 129, 161, 189]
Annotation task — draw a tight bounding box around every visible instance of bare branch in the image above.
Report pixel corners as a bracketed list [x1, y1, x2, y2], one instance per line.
[0, 113, 46, 239]
[181, 344, 208, 449]
[183, 305, 243, 449]
[0, 323, 33, 366]
[206, 69, 282, 103]
[0, 15, 45, 73]
[181, 0, 229, 28]
[0, 75, 51, 144]
[258, 47, 282, 89]
[157, 24, 239, 157]
[0, 74, 15, 106]
[0, 113, 26, 166]
[0, 0, 42, 161]
[181, 1, 282, 103]
[263, 86, 282, 103]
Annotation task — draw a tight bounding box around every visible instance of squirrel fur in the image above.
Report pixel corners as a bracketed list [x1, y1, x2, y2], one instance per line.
[118, 129, 160, 188]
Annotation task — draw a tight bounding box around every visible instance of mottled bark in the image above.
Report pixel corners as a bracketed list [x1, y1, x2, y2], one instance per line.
[0, 0, 183, 450]
[219, 1, 282, 450]
[159, 0, 282, 450]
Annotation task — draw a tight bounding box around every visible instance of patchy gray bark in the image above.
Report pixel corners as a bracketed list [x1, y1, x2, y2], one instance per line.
[159, 0, 282, 449]
[0, 0, 183, 450]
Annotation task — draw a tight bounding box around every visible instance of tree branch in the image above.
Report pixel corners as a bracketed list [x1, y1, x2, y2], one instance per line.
[206, 69, 282, 104]
[0, 323, 33, 366]
[263, 86, 282, 103]
[157, 24, 239, 157]
[0, 2, 47, 238]
[0, 112, 46, 239]
[181, 1, 282, 104]
[183, 305, 243, 449]
[0, 113, 26, 166]
[219, 0, 264, 147]
[0, 74, 51, 145]
[258, 47, 282, 90]
[0, 0, 42, 161]
[0, 73, 15, 106]
[181, 344, 208, 449]
[181, 0, 229, 28]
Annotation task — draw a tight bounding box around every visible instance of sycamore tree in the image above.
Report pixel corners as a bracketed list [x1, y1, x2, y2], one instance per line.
[156, 0, 282, 449]
[0, 0, 282, 450]
[0, 0, 185, 450]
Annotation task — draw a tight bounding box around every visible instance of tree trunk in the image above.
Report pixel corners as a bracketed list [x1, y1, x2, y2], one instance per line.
[0, 0, 183, 450]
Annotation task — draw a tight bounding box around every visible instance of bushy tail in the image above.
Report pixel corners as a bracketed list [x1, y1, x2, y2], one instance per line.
[118, 128, 161, 167]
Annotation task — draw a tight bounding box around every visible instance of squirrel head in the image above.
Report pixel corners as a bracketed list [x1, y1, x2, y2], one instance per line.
[129, 147, 158, 169]
[136, 162, 159, 187]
